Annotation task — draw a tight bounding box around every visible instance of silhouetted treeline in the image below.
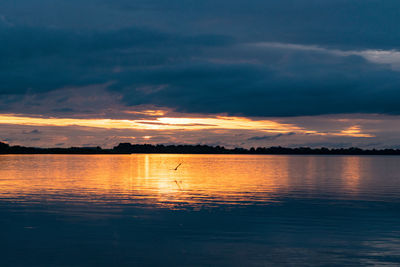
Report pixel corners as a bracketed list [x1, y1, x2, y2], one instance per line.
[1, 141, 400, 155]
[0, 142, 104, 154]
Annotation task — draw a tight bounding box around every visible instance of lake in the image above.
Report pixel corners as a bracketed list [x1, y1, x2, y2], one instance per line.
[0, 154, 399, 266]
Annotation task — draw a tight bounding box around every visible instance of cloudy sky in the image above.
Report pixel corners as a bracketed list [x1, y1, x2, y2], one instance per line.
[1, 0, 400, 148]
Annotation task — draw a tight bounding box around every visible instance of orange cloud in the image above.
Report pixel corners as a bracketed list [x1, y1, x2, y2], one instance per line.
[0, 113, 300, 132]
[0, 113, 374, 138]
[334, 125, 374, 138]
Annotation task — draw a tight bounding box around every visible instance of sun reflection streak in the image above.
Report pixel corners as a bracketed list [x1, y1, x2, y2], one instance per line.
[0, 155, 290, 209]
[1, 154, 396, 210]
[342, 157, 362, 193]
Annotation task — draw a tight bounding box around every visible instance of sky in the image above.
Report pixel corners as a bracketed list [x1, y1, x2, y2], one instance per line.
[1, 0, 400, 148]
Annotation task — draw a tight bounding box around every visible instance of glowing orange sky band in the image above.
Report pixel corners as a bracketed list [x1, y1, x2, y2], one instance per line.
[0, 114, 373, 137]
[0, 114, 299, 132]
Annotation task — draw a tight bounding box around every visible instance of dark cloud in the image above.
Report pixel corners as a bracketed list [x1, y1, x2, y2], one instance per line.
[114, 52, 400, 116]
[248, 132, 296, 141]
[91, 0, 400, 50]
[12, 0, 393, 50]
[1, 0, 400, 118]
[0, 25, 232, 95]
[52, 108, 75, 113]
[23, 129, 41, 134]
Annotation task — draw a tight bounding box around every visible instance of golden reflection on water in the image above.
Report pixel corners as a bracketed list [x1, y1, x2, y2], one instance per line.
[0, 154, 374, 208]
[342, 157, 362, 193]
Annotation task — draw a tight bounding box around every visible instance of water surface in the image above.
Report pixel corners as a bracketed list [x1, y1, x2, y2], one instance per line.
[0, 154, 399, 266]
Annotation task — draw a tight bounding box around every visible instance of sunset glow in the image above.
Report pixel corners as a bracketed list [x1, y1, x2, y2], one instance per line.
[0, 113, 298, 131]
[2, 1, 400, 266]
[335, 126, 374, 138]
[0, 114, 374, 141]
[1, 0, 399, 149]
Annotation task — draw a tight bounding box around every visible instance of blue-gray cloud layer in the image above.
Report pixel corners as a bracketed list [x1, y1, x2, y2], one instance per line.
[1, 0, 400, 117]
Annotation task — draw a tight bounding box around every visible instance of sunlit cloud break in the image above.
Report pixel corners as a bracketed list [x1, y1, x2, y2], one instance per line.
[0, 114, 373, 138]
[249, 42, 400, 70]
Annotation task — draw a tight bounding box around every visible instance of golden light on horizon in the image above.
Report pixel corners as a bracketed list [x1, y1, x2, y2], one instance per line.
[0, 113, 374, 138]
[0, 113, 301, 132]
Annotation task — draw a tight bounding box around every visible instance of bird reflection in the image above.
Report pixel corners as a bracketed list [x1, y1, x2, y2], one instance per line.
[174, 180, 183, 190]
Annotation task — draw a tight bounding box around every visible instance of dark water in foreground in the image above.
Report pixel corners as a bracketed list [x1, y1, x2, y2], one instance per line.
[0, 154, 399, 266]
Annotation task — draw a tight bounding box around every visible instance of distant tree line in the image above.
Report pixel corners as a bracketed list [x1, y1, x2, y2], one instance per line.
[1, 142, 400, 155]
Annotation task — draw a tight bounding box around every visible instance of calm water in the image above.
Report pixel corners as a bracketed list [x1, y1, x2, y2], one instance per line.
[0, 154, 399, 266]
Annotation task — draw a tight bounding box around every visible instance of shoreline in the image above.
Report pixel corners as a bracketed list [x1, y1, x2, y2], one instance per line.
[1, 142, 400, 156]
